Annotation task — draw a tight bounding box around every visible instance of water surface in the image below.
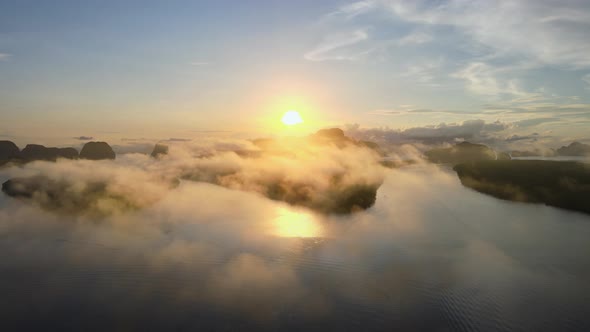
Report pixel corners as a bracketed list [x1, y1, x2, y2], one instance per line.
[1, 165, 589, 331]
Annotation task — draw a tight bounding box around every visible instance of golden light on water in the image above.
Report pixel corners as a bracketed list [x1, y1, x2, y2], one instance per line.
[281, 110, 303, 126]
[273, 208, 323, 238]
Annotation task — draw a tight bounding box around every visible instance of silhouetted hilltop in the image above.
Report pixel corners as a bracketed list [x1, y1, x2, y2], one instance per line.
[20, 144, 79, 161]
[21, 144, 55, 161]
[0, 141, 20, 164]
[57, 147, 79, 159]
[0, 141, 79, 165]
[454, 160, 590, 215]
[80, 142, 116, 160]
[151, 144, 169, 158]
[307, 128, 354, 149]
[310, 128, 351, 146]
[557, 142, 590, 156]
[425, 141, 501, 164]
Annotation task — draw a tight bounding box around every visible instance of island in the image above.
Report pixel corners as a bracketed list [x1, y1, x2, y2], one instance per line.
[454, 160, 590, 215]
[425, 141, 509, 165]
[0, 140, 117, 166]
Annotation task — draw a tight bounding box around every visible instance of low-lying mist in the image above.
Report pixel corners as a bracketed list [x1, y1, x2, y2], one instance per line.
[1, 134, 589, 330]
[2, 131, 387, 216]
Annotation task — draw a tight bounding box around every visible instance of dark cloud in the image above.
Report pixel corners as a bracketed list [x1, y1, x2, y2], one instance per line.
[74, 136, 94, 141]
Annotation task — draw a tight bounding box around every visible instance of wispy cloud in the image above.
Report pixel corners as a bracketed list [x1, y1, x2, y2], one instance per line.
[311, 0, 590, 103]
[307, 2, 435, 63]
[400, 58, 442, 86]
[386, 0, 590, 68]
[304, 29, 370, 62]
[74, 136, 94, 141]
[0, 53, 11, 61]
[452, 62, 529, 97]
[515, 117, 560, 128]
[321, 0, 377, 21]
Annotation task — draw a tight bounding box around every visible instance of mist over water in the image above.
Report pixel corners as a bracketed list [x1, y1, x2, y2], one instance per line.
[1, 159, 589, 331]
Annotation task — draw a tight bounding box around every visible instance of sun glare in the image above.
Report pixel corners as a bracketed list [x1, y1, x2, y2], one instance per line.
[273, 208, 323, 238]
[281, 110, 303, 126]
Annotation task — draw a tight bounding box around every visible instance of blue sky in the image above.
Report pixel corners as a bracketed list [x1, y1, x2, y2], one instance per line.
[1, 0, 590, 146]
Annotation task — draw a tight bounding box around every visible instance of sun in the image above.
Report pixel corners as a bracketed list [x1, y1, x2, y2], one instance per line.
[281, 110, 303, 126]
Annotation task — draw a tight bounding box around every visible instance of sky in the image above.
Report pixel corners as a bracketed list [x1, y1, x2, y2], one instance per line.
[1, 0, 590, 146]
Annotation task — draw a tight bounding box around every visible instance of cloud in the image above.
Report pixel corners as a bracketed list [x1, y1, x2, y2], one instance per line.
[2, 134, 386, 215]
[515, 117, 560, 128]
[306, 2, 435, 63]
[304, 29, 371, 62]
[346, 119, 512, 145]
[323, 0, 377, 20]
[400, 58, 443, 86]
[370, 105, 481, 116]
[483, 100, 590, 117]
[1, 157, 176, 217]
[0, 133, 387, 322]
[403, 119, 509, 141]
[386, 0, 590, 68]
[74, 136, 94, 141]
[311, 0, 590, 101]
[0, 53, 11, 61]
[452, 62, 528, 97]
[504, 133, 540, 143]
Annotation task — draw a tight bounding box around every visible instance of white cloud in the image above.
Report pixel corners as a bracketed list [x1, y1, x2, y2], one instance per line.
[386, 0, 590, 68]
[307, 2, 435, 63]
[323, 0, 377, 20]
[304, 29, 370, 62]
[452, 62, 529, 97]
[308, 0, 590, 108]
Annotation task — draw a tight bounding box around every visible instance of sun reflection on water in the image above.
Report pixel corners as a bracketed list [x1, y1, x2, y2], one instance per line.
[273, 207, 324, 238]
